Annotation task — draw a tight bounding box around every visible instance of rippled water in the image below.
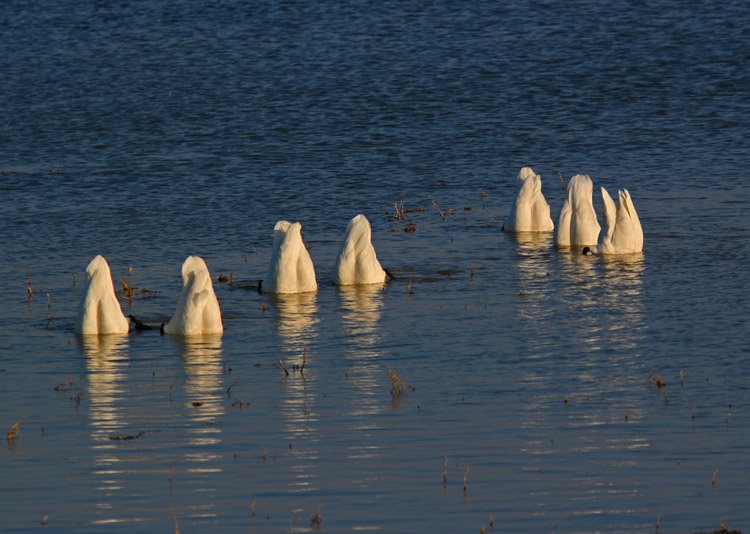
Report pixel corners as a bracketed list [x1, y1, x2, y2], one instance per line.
[1, 0, 749, 532]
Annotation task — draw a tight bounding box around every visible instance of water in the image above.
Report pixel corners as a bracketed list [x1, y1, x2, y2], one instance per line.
[1, 0, 749, 532]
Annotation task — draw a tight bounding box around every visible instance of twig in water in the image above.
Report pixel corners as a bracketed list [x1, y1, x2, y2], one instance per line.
[519, 277, 527, 297]
[557, 168, 566, 192]
[278, 359, 289, 376]
[429, 195, 445, 218]
[251, 497, 256, 517]
[407, 279, 414, 295]
[463, 464, 470, 492]
[227, 377, 239, 397]
[480, 189, 486, 209]
[259, 445, 266, 463]
[443, 456, 448, 486]
[6, 418, 24, 442]
[300, 346, 307, 373]
[712, 467, 718, 486]
[27, 267, 33, 299]
[309, 503, 323, 526]
[169, 378, 177, 400]
[170, 504, 181, 534]
[388, 366, 415, 397]
[395, 200, 405, 221]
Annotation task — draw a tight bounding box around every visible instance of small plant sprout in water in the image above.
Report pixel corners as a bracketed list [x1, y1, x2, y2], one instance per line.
[309, 503, 323, 527]
[6, 418, 24, 443]
[388, 366, 415, 397]
[429, 195, 445, 219]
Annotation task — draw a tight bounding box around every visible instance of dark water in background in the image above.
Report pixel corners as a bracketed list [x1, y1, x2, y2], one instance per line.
[1, 0, 749, 532]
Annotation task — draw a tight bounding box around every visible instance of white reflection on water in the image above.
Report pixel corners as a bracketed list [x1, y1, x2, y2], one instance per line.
[338, 285, 385, 421]
[271, 292, 319, 353]
[339, 284, 384, 347]
[81, 335, 130, 445]
[171, 334, 225, 442]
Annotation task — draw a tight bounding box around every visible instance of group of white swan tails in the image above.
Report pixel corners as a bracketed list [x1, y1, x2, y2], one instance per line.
[77, 214, 387, 335]
[78, 178, 643, 335]
[503, 167, 643, 254]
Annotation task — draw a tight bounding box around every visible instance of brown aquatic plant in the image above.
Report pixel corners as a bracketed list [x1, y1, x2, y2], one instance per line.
[389, 366, 415, 396]
[227, 377, 239, 397]
[6, 418, 24, 443]
[278, 358, 289, 376]
[429, 195, 445, 219]
[309, 503, 323, 527]
[170, 503, 180, 534]
[300, 346, 307, 373]
[557, 167, 566, 192]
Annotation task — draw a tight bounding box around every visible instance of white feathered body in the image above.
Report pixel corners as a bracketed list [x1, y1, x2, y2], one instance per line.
[589, 187, 643, 254]
[263, 221, 318, 293]
[333, 214, 386, 285]
[555, 174, 601, 247]
[75, 255, 130, 335]
[164, 256, 223, 335]
[504, 167, 554, 232]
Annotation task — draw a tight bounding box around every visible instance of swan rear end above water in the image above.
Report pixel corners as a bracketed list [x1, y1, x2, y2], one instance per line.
[333, 214, 387, 285]
[262, 221, 318, 294]
[75, 255, 130, 335]
[584, 187, 643, 255]
[555, 174, 601, 247]
[503, 167, 554, 232]
[163, 256, 223, 335]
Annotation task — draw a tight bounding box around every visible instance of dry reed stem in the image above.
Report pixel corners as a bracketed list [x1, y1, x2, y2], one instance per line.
[388, 366, 415, 396]
[227, 377, 239, 397]
[278, 358, 289, 376]
[300, 346, 307, 373]
[309, 503, 323, 526]
[480, 189, 486, 209]
[443, 456, 448, 485]
[463, 464, 470, 491]
[557, 168, 566, 191]
[170, 504, 180, 534]
[712, 467, 718, 486]
[429, 196, 445, 218]
[6, 418, 24, 442]
[27, 267, 33, 298]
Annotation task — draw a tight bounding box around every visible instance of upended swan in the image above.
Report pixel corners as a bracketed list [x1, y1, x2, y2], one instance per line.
[555, 174, 601, 247]
[261, 221, 318, 293]
[333, 214, 387, 285]
[163, 256, 223, 335]
[75, 255, 130, 335]
[584, 187, 643, 255]
[503, 167, 554, 232]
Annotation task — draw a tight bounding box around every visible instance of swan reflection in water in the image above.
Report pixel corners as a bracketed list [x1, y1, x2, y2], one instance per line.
[169, 334, 225, 434]
[82, 334, 131, 446]
[338, 284, 384, 348]
[271, 292, 320, 353]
